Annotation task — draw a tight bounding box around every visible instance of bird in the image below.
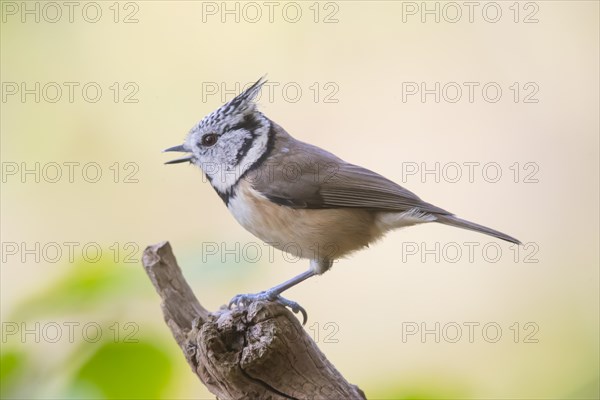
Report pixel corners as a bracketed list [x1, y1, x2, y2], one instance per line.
[165, 77, 521, 323]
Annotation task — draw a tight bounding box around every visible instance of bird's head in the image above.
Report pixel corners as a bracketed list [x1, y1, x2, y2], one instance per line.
[165, 77, 272, 194]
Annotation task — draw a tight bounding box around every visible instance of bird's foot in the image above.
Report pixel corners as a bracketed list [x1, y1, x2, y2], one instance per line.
[228, 291, 308, 325]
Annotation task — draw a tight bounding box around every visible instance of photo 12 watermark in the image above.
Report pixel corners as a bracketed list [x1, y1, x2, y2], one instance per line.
[1, 82, 140, 104]
[1, 1, 140, 24]
[401, 321, 540, 343]
[399, 161, 540, 184]
[199, 241, 343, 265]
[200, 1, 340, 24]
[401, 241, 539, 264]
[401, 82, 540, 104]
[1, 241, 141, 265]
[1, 162, 140, 184]
[400, 2, 539, 24]
[201, 81, 340, 104]
[2, 321, 140, 344]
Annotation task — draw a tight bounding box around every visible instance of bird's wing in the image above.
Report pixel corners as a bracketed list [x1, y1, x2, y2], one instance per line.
[252, 138, 451, 215]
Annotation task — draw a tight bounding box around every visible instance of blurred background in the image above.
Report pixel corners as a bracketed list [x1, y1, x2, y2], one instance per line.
[1, 1, 598, 399]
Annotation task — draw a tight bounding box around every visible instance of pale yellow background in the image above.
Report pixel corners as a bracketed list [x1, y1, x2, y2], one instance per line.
[1, 1, 598, 399]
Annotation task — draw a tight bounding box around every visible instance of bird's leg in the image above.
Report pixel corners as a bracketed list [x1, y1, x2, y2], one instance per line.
[228, 269, 316, 325]
[264, 269, 315, 295]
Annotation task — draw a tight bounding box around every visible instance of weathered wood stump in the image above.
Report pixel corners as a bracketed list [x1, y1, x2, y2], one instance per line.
[142, 241, 366, 400]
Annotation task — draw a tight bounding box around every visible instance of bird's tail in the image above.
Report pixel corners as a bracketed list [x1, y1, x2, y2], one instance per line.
[435, 215, 521, 245]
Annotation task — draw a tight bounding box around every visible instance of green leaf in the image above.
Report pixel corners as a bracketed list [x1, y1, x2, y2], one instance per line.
[73, 340, 174, 399]
[0, 349, 27, 398]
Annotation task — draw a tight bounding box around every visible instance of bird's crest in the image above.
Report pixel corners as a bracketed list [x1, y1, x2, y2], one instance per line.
[199, 76, 267, 131]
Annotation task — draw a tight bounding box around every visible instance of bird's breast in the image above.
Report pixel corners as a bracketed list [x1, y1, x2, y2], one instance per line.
[227, 180, 380, 260]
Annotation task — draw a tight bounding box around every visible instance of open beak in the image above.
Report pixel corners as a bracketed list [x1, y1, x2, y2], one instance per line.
[163, 144, 193, 164]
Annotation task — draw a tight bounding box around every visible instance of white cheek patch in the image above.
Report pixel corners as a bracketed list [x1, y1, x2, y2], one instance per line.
[206, 134, 249, 193]
[200, 126, 270, 194]
[237, 130, 269, 174]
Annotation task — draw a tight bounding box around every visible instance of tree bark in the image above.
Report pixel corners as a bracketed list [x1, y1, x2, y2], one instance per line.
[142, 241, 366, 400]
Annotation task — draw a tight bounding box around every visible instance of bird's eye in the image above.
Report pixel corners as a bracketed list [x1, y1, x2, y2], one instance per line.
[201, 133, 218, 147]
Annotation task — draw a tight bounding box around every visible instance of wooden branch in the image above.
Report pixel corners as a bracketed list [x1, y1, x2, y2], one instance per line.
[142, 241, 366, 400]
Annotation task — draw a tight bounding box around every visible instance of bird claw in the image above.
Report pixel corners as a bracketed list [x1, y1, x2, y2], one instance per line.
[228, 291, 308, 325]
